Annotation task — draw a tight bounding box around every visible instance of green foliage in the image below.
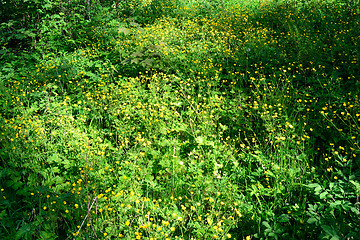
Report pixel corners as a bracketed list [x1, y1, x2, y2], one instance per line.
[1, 0, 360, 239]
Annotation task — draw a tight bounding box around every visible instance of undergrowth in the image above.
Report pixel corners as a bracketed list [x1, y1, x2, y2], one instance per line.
[0, 0, 359, 239]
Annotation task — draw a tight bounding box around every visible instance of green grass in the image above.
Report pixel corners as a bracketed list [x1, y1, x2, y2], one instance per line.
[0, 0, 359, 239]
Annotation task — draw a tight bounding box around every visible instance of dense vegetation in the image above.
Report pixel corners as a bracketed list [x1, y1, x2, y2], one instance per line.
[1, 0, 359, 239]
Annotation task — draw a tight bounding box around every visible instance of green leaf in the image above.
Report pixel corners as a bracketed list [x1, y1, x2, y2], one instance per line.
[145, 174, 154, 181]
[0, 210, 7, 219]
[350, 207, 360, 215]
[319, 191, 327, 199]
[195, 136, 204, 145]
[15, 223, 32, 240]
[40, 230, 57, 239]
[118, 27, 130, 35]
[307, 183, 322, 193]
[62, 159, 71, 169]
[131, 58, 140, 64]
[350, 180, 360, 194]
[266, 170, 275, 178]
[262, 221, 271, 229]
[278, 214, 290, 223]
[321, 225, 340, 239]
[141, 58, 154, 67]
[129, 21, 139, 27]
[131, 51, 144, 57]
[48, 153, 61, 164]
[307, 217, 318, 224]
[329, 201, 341, 208]
[12, 181, 22, 190]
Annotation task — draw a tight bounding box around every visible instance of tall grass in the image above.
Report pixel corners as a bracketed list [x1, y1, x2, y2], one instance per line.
[0, 0, 359, 239]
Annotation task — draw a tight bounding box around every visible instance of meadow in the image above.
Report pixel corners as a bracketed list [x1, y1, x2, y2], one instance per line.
[0, 0, 359, 239]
